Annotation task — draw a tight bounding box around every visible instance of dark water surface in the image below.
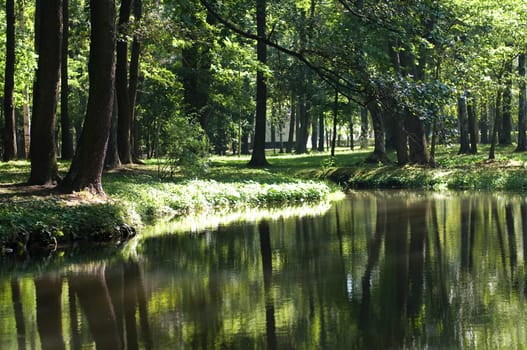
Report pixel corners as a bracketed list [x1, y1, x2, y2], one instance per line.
[2, 191, 527, 349]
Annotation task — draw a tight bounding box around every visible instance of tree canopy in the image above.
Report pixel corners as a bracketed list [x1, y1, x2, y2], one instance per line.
[0, 0, 526, 192]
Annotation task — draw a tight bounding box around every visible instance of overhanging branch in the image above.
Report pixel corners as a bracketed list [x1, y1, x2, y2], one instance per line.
[198, 0, 364, 103]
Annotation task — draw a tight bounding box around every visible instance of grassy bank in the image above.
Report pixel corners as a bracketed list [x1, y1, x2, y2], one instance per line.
[321, 145, 527, 191]
[3, 144, 527, 253]
[0, 155, 337, 253]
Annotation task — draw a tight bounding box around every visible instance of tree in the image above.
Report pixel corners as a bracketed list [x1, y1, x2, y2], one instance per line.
[116, 0, 133, 164]
[60, 0, 116, 195]
[517, 53, 527, 152]
[2, 0, 16, 162]
[457, 94, 470, 154]
[248, 0, 269, 167]
[129, 0, 142, 160]
[61, 0, 74, 160]
[28, 0, 62, 185]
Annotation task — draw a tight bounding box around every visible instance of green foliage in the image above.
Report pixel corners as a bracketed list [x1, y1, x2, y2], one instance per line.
[0, 198, 131, 249]
[109, 179, 331, 223]
[158, 118, 210, 179]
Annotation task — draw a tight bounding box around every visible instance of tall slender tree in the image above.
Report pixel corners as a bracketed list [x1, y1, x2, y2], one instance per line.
[129, 0, 142, 160]
[248, 0, 269, 167]
[61, 0, 74, 160]
[28, 0, 62, 185]
[116, 0, 133, 164]
[517, 53, 527, 152]
[3, 0, 17, 162]
[60, 0, 116, 194]
[457, 94, 470, 154]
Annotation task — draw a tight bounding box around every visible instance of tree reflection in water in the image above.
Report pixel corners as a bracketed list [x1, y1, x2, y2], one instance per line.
[3, 192, 527, 348]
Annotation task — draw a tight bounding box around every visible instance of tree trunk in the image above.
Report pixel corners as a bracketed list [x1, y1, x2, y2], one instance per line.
[129, 0, 142, 160]
[105, 91, 121, 168]
[360, 107, 368, 149]
[458, 94, 470, 154]
[349, 113, 354, 150]
[517, 53, 527, 152]
[365, 101, 389, 163]
[116, 0, 132, 164]
[317, 113, 325, 151]
[331, 89, 338, 157]
[489, 91, 502, 160]
[60, 0, 116, 195]
[28, 0, 62, 185]
[500, 62, 513, 145]
[61, 0, 74, 160]
[3, 0, 17, 162]
[286, 96, 295, 153]
[480, 101, 489, 144]
[20, 94, 30, 159]
[467, 95, 477, 154]
[248, 0, 269, 166]
[406, 113, 428, 164]
[21, 0, 31, 158]
[311, 112, 318, 151]
[393, 112, 408, 165]
[295, 94, 308, 154]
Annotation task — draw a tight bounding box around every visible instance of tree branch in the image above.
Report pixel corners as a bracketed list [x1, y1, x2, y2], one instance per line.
[198, 0, 364, 103]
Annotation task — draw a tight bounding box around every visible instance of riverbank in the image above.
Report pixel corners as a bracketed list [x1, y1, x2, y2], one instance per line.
[3, 145, 527, 255]
[0, 156, 337, 255]
[321, 145, 527, 191]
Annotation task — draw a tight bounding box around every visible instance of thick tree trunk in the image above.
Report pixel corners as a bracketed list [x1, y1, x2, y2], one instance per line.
[129, 0, 142, 160]
[116, 0, 132, 164]
[458, 94, 470, 154]
[365, 101, 389, 163]
[393, 112, 408, 165]
[406, 113, 428, 164]
[60, 0, 116, 195]
[3, 0, 17, 162]
[61, 0, 74, 160]
[295, 94, 309, 154]
[248, 0, 269, 166]
[517, 53, 527, 152]
[28, 0, 62, 185]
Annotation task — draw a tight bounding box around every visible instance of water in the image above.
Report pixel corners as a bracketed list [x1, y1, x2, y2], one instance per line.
[2, 191, 527, 349]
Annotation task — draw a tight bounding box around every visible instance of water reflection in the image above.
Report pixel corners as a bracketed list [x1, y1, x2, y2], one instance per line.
[2, 191, 527, 348]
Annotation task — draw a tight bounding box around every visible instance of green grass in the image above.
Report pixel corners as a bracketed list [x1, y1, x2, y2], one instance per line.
[0, 154, 338, 250]
[321, 144, 527, 191]
[4, 144, 527, 251]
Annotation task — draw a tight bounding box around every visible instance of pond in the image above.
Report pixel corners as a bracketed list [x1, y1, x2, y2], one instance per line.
[1, 190, 527, 349]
